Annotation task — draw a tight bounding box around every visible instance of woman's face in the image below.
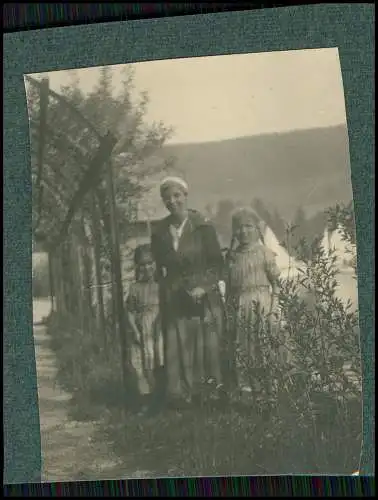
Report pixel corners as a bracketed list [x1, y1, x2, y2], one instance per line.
[161, 185, 188, 218]
[138, 260, 156, 281]
[236, 223, 260, 246]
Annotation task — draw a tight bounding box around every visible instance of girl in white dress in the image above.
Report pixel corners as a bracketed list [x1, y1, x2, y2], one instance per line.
[225, 207, 281, 393]
[125, 244, 164, 399]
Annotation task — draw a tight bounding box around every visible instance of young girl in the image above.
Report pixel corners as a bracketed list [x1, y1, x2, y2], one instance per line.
[125, 244, 164, 403]
[225, 207, 281, 393]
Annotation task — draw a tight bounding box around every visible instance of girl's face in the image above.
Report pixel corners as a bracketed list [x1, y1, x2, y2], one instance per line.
[138, 260, 156, 281]
[161, 186, 188, 219]
[236, 223, 260, 246]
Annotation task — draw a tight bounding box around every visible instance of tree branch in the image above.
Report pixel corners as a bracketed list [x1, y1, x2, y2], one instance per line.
[34, 78, 49, 234]
[49, 131, 117, 251]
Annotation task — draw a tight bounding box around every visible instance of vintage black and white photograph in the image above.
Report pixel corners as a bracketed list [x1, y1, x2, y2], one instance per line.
[27, 48, 362, 481]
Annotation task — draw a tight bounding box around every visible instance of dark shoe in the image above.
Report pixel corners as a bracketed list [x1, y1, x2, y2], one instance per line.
[191, 393, 205, 409]
[140, 403, 162, 418]
[166, 395, 192, 411]
[216, 387, 230, 408]
[142, 392, 167, 416]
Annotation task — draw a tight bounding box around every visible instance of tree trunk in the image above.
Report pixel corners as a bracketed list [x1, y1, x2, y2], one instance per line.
[96, 187, 118, 344]
[147, 217, 152, 240]
[75, 234, 84, 321]
[80, 216, 96, 338]
[104, 159, 134, 400]
[47, 250, 56, 312]
[51, 253, 60, 312]
[70, 223, 89, 337]
[91, 195, 107, 349]
[56, 244, 67, 316]
[64, 239, 76, 317]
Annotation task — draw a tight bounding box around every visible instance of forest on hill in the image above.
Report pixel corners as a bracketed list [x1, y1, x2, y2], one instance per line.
[138, 124, 353, 229]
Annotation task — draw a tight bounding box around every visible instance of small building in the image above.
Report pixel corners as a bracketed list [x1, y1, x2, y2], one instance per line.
[119, 219, 160, 243]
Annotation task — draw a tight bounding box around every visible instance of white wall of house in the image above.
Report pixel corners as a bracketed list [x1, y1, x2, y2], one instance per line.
[263, 225, 305, 279]
[321, 224, 357, 269]
[321, 224, 359, 310]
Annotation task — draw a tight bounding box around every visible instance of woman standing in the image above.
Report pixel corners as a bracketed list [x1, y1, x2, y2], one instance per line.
[225, 207, 281, 394]
[151, 177, 225, 407]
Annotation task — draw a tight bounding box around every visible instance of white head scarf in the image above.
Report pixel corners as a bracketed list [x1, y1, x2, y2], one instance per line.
[160, 176, 189, 197]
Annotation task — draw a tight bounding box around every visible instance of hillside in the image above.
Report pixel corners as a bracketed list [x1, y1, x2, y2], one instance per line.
[138, 125, 354, 222]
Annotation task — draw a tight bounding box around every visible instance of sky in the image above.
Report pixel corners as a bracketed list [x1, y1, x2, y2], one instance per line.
[29, 47, 348, 145]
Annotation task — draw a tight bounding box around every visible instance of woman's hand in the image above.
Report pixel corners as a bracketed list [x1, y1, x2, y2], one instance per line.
[127, 312, 142, 345]
[188, 287, 206, 302]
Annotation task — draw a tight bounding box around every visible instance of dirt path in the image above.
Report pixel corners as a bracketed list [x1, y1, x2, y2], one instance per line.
[33, 299, 148, 482]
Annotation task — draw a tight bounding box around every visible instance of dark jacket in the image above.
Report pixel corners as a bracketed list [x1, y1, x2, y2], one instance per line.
[151, 209, 224, 318]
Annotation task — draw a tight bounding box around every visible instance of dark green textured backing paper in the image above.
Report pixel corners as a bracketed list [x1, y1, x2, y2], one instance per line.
[3, 4, 374, 484]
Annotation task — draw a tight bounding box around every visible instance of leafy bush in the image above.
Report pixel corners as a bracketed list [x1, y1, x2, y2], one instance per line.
[225, 221, 361, 474]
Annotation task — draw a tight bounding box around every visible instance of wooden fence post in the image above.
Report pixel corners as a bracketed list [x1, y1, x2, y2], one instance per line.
[51, 252, 61, 313]
[104, 159, 135, 400]
[70, 226, 85, 331]
[47, 250, 56, 312]
[90, 194, 107, 349]
[57, 245, 67, 316]
[80, 216, 97, 338]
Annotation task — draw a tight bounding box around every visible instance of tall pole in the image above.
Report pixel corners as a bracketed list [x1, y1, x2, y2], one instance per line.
[105, 158, 135, 400]
[90, 194, 107, 349]
[47, 250, 55, 312]
[146, 210, 152, 240]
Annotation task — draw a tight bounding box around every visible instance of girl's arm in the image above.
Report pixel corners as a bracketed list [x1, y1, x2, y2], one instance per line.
[223, 247, 234, 302]
[125, 286, 142, 345]
[264, 248, 281, 307]
[126, 311, 142, 346]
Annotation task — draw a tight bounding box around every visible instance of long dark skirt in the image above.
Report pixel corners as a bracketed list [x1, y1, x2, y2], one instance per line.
[162, 295, 225, 400]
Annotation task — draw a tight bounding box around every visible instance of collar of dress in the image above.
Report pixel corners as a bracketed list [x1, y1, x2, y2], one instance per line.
[169, 218, 188, 250]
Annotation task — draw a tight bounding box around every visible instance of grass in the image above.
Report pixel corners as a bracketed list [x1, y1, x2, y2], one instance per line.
[93, 390, 361, 477]
[97, 404, 281, 477]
